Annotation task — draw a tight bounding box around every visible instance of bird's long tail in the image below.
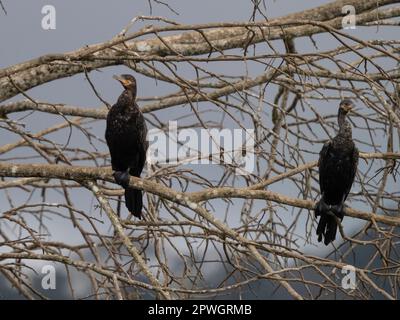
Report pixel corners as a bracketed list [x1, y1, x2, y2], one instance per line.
[124, 187, 143, 219]
[315, 200, 343, 245]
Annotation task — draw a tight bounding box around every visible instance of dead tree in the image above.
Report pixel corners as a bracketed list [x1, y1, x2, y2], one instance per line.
[0, 0, 399, 299]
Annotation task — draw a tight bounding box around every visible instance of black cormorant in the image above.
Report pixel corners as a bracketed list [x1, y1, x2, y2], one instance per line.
[315, 99, 359, 245]
[105, 74, 148, 218]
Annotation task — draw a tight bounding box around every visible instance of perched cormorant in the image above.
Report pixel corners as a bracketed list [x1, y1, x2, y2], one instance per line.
[105, 74, 148, 218]
[315, 99, 359, 245]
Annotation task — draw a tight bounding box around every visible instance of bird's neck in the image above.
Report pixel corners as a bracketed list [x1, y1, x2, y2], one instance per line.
[117, 89, 136, 107]
[337, 113, 352, 141]
[124, 88, 136, 101]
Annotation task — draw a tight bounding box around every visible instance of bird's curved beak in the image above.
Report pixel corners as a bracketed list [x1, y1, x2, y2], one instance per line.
[345, 104, 354, 113]
[113, 75, 131, 88]
[113, 75, 124, 83]
[341, 103, 354, 114]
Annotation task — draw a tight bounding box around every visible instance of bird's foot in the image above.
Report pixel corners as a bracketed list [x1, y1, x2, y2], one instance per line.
[315, 199, 330, 217]
[330, 204, 344, 220]
[113, 171, 130, 188]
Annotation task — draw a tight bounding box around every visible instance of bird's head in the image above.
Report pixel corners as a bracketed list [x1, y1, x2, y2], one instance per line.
[339, 99, 354, 115]
[113, 74, 137, 92]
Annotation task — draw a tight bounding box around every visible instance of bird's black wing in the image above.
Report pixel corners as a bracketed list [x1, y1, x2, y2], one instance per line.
[105, 108, 121, 171]
[128, 110, 148, 177]
[137, 111, 148, 171]
[343, 144, 359, 201]
[318, 140, 331, 196]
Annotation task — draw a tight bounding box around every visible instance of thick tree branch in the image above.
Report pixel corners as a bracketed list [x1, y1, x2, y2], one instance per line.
[1, 0, 399, 102]
[0, 160, 399, 227]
